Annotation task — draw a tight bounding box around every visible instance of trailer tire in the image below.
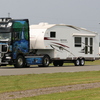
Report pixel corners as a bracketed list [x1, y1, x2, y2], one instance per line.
[41, 55, 50, 67]
[58, 61, 63, 66]
[80, 59, 85, 66]
[53, 61, 58, 66]
[14, 55, 25, 68]
[74, 59, 80, 66]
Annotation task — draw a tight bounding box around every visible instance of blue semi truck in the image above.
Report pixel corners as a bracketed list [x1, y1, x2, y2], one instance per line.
[0, 18, 50, 68]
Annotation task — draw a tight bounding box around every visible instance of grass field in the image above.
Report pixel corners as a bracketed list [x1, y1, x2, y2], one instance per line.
[0, 60, 100, 99]
[1, 71, 100, 93]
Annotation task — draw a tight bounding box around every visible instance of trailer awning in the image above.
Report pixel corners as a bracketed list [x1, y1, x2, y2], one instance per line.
[73, 33, 96, 37]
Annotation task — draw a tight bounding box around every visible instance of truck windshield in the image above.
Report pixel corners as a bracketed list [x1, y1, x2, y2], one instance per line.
[0, 32, 11, 41]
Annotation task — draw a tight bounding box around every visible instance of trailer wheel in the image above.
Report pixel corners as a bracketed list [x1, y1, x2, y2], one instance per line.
[58, 61, 63, 66]
[74, 59, 80, 66]
[80, 59, 85, 66]
[14, 55, 25, 68]
[41, 55, 50, 67]
[53, 61, 58, 66]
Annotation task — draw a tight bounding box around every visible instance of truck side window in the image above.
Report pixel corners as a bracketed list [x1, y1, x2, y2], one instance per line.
[50, 32, 56, 38]
[74, 37, 81, 47]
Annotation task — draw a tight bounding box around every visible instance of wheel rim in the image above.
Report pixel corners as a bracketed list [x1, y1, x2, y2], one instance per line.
[18, 58, 23, 66]
[44, 57, 49, 66]
[76, 59, 80, 65]
[81, 59, 84, 65]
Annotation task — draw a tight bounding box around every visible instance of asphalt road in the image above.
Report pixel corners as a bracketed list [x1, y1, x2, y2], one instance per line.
[0, 65, 100, 76]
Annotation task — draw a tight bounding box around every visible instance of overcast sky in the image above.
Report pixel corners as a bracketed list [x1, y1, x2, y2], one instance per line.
[0, 0, 100, 33]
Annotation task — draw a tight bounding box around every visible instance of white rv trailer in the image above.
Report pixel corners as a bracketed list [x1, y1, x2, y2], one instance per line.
[30, 23, 99, 66]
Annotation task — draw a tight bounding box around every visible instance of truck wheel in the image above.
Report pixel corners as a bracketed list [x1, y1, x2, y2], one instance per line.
[74, 59, 80, 66]
[53, 61, 58, 66]
[42, 55, 50, 67]
[80, 59, 85, 66]
[14, 55, 25, 68]
[38, 65, 43, 67]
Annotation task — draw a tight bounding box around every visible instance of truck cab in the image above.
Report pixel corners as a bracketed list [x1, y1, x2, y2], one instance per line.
[0, 18, 50, 68]
[0, 18, 30, 67]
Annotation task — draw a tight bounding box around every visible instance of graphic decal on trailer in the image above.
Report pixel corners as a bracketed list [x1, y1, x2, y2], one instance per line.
[50, 42, 75, 56]
[44, 37, 75, 56]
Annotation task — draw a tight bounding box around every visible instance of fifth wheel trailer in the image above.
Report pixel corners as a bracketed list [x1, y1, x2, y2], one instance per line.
[30, 23, 100, 66]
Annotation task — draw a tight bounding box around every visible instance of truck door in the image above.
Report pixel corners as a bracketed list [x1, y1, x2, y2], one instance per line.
[12, 19, 29, 59]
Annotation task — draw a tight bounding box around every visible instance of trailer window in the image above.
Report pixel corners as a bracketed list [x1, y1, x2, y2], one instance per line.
[90, 38, 93, 54]
[50, 32, 56, 38]
[85, 38, 88, 54]
[74, 37, 81, 47]
[85, 38, 93, 54]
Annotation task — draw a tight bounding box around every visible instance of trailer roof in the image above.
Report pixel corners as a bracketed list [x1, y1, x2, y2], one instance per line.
[30, 23, 97, 34]
[30, 23, 55, 29]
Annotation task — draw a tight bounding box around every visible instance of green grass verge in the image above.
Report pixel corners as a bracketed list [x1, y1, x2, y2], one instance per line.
[82, 60, 100, 65]
[1, 71, 100, 93]
[15, 88, 100, 100]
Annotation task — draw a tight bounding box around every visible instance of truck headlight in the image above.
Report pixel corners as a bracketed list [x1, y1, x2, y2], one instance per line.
[6, 57, 11, 59]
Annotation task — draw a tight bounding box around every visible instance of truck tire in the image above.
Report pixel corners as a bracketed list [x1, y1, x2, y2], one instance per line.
[74, 59, 80, 66]
[43, 55, 50, 67]
[80, 59, 85, 66]
[14, 55, 25, 68]
[38, 55, 50, 67]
